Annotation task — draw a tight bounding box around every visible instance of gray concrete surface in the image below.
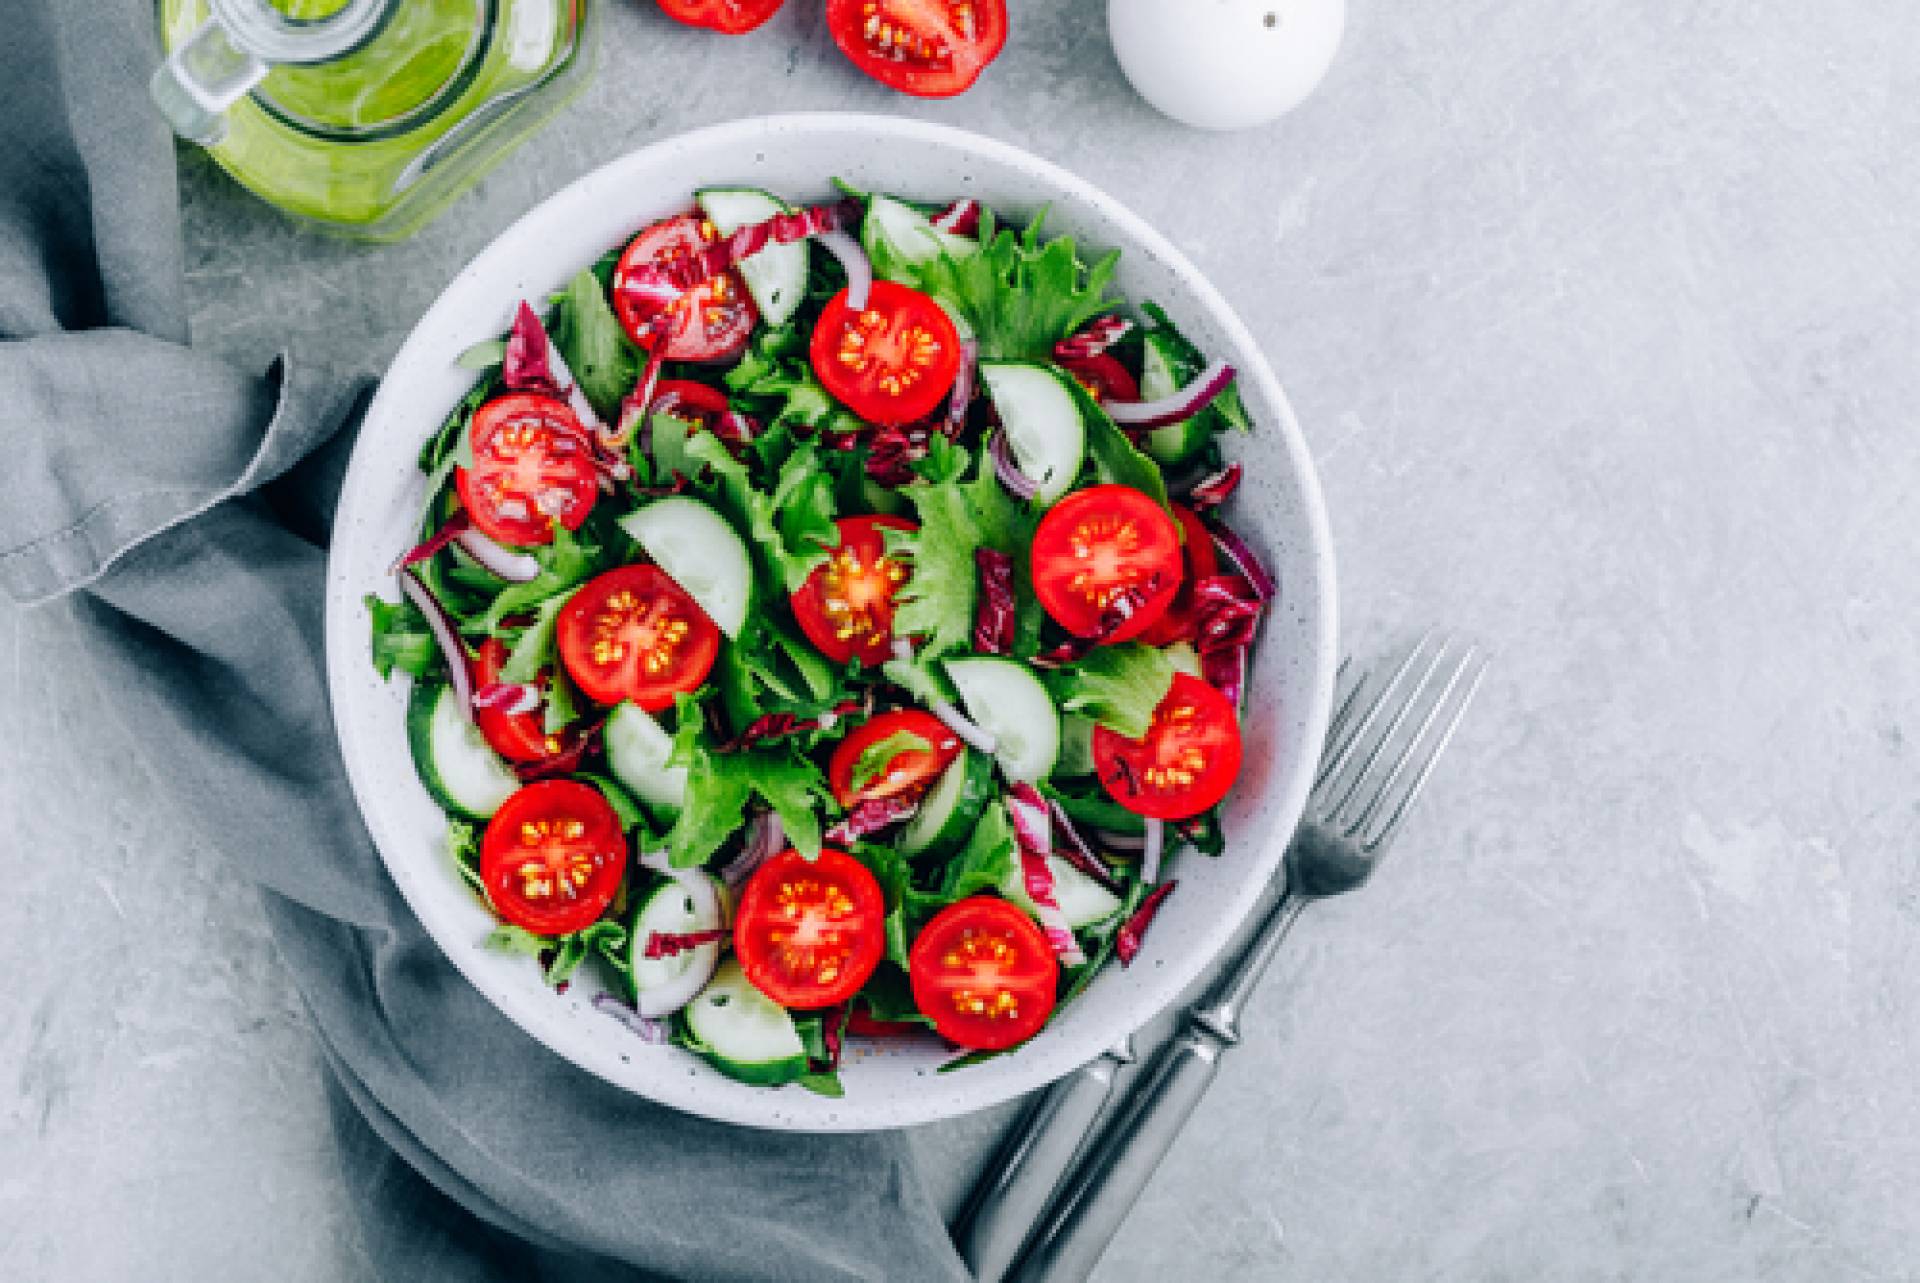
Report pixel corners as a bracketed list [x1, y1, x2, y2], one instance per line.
[7, 0, 1920, 1278]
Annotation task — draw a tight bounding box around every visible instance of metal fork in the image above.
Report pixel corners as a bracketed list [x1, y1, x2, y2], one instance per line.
[989, 633, 1487, 1282]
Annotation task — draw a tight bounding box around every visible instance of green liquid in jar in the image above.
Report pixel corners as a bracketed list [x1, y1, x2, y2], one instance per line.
[158, 0, 590, 240]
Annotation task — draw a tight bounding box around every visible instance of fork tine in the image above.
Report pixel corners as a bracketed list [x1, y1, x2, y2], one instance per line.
[1323, 633, 1454, 820]
[1360, 651, 1488, 849]
[1318, 657, 1363, 762]
[1349, 644, 1481, 838]
[1314, 630, 1436, 795]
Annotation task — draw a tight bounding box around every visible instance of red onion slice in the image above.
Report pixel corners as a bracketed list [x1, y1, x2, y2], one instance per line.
[722, 810, 786, 887]
[592, 994, 670, 1043]
[1140, 818, 1166, 886]
[1105, 358, 1237, 430]
[1116, 881, 1176, 967]
[930, 197, 980, 237]
[1204, 521, 1276, 602]
[815, 229, 872, 312]
[452, 526, 539, 582]
[1184, 462, 1243, 512]
[473, 682, 539, 716]
[397, 570, 472, 718]
[989, 429, 1039, 501]
[611, 342, 669, 450]
[1045, 798, 1125, 896]
[394, 510, 471, 572]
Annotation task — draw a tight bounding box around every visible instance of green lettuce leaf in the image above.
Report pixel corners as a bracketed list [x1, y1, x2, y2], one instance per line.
[686, 430, 838, 592]
[962, 459, 1045, 656]
[365, 594, 439, 680]
[664, 696, 832, 866]
[885, 474, 981, 660]
[1043, 643, 1177, 740]
[473, 521, 599, 635]
[550, 269, 641, 421]
[1063, 374, 1171, 510]
[1141, 301, 1251, 433]
[919, 206, 1121, 362]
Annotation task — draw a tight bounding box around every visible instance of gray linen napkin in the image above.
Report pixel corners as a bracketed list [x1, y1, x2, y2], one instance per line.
[0, 4, 969, 1280]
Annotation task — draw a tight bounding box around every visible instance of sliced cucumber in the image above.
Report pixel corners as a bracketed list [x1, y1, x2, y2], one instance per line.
[684, 959, 808, 1086]
[628, 872, 724, 1017]
[978, 361, 1085, 505]
[862, 194, 977, 283]
[605, 702, 688, 816]
[944, 656, 1059, 783]
[1163, 641, 1203, 679]
[1000, 854, 1124, 930]
[696, 187, 807, 326]
[1055, 714, 1098, 779]
[1140, 332, 1213, 465]
[618, 495, 752, 639]
[406, 682, 520, 820]
[900, 749, 993, 859]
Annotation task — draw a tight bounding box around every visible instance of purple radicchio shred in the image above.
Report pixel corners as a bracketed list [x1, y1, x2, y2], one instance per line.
[944, 340, 978, 437]
[973, 548, 1016, 655]
[721, 699, 862, 752]
[643, 928, 729, 960]
[863, 420, 933, 487]
[394, 509, 471, 571]
[1184, 462, 1243, 512]
[512, 714, 602, 782]
[818, 1004, 848, 1072]
[1053, 314, 1133, 362]
[825, 796, 920, 845]
[503, 301, 565, 397]
[1203, 517, 1276, 602]
[1031, 573, 1167, 668]
[1191, 573, 1264, 703]
[1044, 797, 1126, 895]
[930, 197, 981, 237]
[1116, 881, 1177, 967]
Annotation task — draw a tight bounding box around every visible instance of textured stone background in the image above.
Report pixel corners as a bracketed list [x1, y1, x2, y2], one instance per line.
[6, 0, 1920, 1278]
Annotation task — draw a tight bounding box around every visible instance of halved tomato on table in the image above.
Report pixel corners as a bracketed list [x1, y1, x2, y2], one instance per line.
[810, 281, 961, 425]
[827, 709, 961, 808]
[557, 565, 719, 710]
[790, 515, 916, 665]
[1093, 672, 1243, 820]
[472, 637, 578, 766]
[1030, 484, 1182, 642]
[909, 897, 1057, 1050]
[612, 213, 756, 361]
[454, 393, 598, 547]
[825, 0, 1009, 98]
[734, 848, 887, 1008]
[655, 0, 784, 34]
[1136, 504, 1219, 647]
[480, 780, 627, 936]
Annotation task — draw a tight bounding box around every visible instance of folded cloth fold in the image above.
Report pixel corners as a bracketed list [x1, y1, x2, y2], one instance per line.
[0, 3, 967, 1280]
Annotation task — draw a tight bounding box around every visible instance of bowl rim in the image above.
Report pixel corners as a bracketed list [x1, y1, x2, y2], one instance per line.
[324, 111, 1338, 1131]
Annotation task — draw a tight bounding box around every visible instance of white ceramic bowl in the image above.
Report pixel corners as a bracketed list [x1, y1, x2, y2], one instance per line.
[325, 113, 1337, 1131]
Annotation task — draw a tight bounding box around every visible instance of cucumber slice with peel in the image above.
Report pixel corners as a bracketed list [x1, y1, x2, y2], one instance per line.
[943, 656, 1059, 783]
[978, 361, 1085, 505]
[407, 682, 519, 820]
[628, 872, 724, 1018]
[899, 749, 993, 858]
[1000, 852, 1124, 930]
[696, 187, 808, 326]
[683, 959, 808, 1086]
[618, 496, 753, 639]
[862, 194, 977, 283]
[605, 702, 689, 816]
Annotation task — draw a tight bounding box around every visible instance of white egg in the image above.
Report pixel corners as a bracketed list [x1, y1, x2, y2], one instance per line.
[1107, 0, 1346, 131]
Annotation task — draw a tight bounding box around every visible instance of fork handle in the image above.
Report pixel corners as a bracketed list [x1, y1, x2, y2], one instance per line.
[1009, 1024, 1229, 1282]
[956, 1046, 1131, 1283]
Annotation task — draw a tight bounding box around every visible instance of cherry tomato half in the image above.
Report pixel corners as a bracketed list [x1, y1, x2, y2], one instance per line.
[655, 0, 783, 34]
[454, 393, 598, 547]
[734, 848, 887, 1008]
[612, 213, 756, 361]
[908, 897, 1057, 1050]
[556, 565, 720, 710]
[479, 781, 627, 936]
[1059, 353, 1140, 405]
[827, 709, 962, 808]
[1136, 505, 1219, 648]
[790, 515, 916, 665]
[825, 0, 1010, 99]
[1030, 485, 1183, 642]
[810, 281, 961, 425]
[1092, 673, 1244, 820]
[472, 637, 579, 766]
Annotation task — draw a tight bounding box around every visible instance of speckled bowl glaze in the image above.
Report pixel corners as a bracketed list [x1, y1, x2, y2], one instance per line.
[324, 113, 1337, 1132]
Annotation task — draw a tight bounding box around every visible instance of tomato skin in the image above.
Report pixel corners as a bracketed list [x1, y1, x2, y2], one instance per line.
[790, 515, 916, 665]
[656, 0, 783, 34]
[1136, 505, 1219, 647]
[809, 281, 962, 425]
[827, 710, 962, 808]
[556, 565, 720, 710]
[455, 394, 599, 547]
[472, 638, 577, 765]
[734, 849, 887, 1009]
[909, 897, 1057, 1051]
[612, 214, 756, 361]
[479, 781, 627, 936]
[1030, 485, 1183, 642]
[825, 0, 1009, 98]
[1093, 673, 1244, 820]
[1059, 353, 1140, 405]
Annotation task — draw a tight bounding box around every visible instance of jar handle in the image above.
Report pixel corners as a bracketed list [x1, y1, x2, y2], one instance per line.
[149, 16, 267, 145]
